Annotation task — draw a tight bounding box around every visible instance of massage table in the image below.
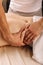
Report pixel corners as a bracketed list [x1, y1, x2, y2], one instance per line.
[0, 13, 41, 65]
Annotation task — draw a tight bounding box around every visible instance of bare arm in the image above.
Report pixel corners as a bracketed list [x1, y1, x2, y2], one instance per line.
[0, 0, 33, 46]
[0, 1, 17, 45]
[0, 1, 26, 46]
[0, 1, 10, 34]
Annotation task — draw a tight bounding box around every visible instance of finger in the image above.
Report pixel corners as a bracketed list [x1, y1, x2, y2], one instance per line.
[20, 25, 30, 40]
[25, 29, 33, 37]
[26, 33, 35, 41]
[20, 25, 26, 33]
[25, 32, 33, 41]
[29, 35, 35, 41]
[25, 29, 31, 38]
[25, 24, 30, 29]
[30, 34, 36, 41]
[21, 30, 26, 42]
[11, 41, 25, 46]
[24, 40, 33, 45]
[27, 41, 33, 45]
[21, 42, 25, 46]
[20, 25, 26, 38]
[22, 24, 30, 34]
[24, 33, 36, 45]
[27, 34, 36, 45]
[18, 42, 25, 46]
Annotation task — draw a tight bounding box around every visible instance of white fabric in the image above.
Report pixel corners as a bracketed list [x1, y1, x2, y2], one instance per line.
[33, 16, 42, 22]
[33, 16, 43, 64]
[9, 0, 42, 13]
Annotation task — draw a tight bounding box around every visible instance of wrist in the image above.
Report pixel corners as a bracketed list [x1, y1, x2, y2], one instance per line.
[33, 16, 43, 30]
[38, 18, 43, 30]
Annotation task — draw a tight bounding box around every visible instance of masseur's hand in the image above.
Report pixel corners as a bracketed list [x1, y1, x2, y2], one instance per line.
[0, 0, 31, 46]
[9, 26, 26, 46]
[0, 24, 30, 46]
[0, 1, 24, 46]
[0, 25, 25, 46]
[9, 25, 30, 46]
[23, 18, 43, 45]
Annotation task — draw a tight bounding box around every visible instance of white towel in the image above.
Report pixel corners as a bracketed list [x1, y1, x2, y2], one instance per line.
[32, 16, 43, 64]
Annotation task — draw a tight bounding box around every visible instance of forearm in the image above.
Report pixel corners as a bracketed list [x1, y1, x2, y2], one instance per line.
[0, 2, 10, 34]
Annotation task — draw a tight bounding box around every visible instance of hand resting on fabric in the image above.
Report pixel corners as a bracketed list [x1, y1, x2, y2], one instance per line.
[23, 18, 43, 45]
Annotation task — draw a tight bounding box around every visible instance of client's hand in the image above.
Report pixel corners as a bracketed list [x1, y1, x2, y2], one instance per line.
[23, 18, 43, 45]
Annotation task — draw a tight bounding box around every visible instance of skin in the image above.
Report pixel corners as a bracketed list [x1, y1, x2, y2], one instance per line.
[0, 0, 31, 46]
[0, 0, 26, 46]
[0, 0, 43, 46]
[24, 18, 43, 45]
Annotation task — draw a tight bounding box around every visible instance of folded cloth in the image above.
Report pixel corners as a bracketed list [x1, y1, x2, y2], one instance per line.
[32, 16, 43, 64]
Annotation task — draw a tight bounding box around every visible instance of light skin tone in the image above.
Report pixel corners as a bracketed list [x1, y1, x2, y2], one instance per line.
[0, 0, 31, 46]
[0, 0, 43, 46]
[24, 18, 43, 45]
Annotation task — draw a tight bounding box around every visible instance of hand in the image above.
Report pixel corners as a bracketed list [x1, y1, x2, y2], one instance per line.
[10, 26, 26, 46]
[0, 20, 30, 46]
[0, 25, 26, 46]
[23, 21, 42, 45]
[11, 25, 30, 46]
[1, 24, 31, 46]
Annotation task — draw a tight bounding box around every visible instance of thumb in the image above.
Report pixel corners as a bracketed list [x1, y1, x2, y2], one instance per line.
[19, 41, 25, 46]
